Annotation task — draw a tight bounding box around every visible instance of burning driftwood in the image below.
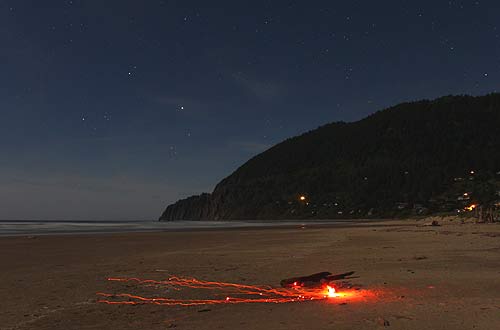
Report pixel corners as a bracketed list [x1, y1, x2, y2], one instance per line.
[280, 271, 355, 288]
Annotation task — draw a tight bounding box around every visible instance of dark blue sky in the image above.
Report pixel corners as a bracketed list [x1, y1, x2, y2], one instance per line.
[1, 1, 499, 220]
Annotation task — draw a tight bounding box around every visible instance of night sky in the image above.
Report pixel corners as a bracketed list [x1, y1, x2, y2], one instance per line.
[1, 1, 499, 220]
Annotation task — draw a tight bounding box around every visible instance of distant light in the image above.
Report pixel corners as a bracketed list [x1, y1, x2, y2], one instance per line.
[299, 196, 306, 201]
[470, 170, 475, 174]
[465, 204, 477, 211]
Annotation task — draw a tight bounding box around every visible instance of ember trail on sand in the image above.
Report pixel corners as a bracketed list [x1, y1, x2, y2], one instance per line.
[97, 272, 362, 306]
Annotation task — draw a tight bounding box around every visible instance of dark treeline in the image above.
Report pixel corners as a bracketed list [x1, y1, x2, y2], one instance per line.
[160, 94, 500, 221]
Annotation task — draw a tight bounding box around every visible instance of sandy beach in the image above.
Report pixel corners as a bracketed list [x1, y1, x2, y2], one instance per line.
[1, 218, 499, 330]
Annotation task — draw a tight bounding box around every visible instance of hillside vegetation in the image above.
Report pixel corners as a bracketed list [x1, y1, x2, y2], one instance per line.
[160, 94, 500, 221]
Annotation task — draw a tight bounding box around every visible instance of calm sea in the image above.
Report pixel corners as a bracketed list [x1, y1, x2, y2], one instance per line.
[0, 220, 354, 236]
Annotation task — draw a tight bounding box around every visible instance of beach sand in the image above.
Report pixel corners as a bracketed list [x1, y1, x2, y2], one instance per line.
[1, 218, 499, 330]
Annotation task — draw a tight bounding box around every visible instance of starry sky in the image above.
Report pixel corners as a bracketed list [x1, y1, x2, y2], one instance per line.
[1, 1, 499, 220]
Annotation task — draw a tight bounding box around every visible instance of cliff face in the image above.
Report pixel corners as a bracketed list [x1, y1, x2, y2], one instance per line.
[160, 193, 214, 220]
[159, 94, 500, 221]
[160, 180, 245, 220]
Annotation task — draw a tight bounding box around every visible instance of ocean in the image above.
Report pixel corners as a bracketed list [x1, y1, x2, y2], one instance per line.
[0, 219, 357, 236]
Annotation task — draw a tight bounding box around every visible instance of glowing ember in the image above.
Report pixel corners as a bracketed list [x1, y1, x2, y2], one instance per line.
[97, 276, 358, 306]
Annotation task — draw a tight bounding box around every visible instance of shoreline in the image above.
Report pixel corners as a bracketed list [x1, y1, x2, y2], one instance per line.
[0, 218, 399, 237]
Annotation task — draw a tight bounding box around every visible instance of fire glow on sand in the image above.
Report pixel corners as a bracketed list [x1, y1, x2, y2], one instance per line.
[97, 274, 367, 307]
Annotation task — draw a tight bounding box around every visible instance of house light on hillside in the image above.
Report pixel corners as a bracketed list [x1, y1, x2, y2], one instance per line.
[458, 192, 470, 201]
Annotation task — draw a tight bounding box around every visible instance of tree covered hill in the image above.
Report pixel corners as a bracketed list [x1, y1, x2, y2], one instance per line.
[160, 94, 500, 221]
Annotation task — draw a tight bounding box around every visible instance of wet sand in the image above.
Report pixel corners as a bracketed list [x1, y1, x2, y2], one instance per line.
[1, 218, 499, 329]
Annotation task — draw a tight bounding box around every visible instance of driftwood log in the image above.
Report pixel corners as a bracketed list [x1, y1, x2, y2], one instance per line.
[280, 271, 355, 288]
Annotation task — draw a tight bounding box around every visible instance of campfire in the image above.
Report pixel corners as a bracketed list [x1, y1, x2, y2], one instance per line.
[97, 271, 361, 306]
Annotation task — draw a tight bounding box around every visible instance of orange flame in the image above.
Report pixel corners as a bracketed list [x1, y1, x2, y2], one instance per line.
[326, 285, 337, 298]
